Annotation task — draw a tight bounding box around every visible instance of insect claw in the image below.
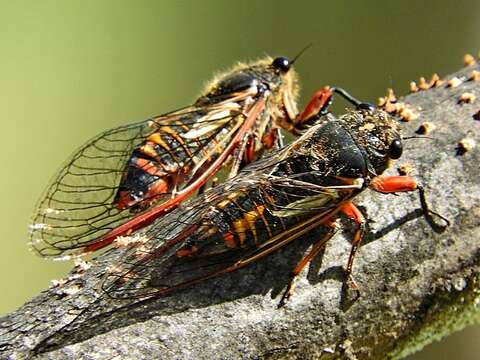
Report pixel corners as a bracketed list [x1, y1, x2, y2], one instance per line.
[345, 272, 361, 301]
[278, 276, 297, 308]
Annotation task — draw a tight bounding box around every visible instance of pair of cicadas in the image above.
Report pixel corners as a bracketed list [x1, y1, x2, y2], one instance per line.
[30, 55, 442, 303]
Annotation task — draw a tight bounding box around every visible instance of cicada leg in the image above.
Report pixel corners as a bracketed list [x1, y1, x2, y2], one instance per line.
[292, 86, 374, 134]
[340, 176, 449, 300]
[228, 132, 255, 179]
[370, 175, 450, 227]
[278, 218, 338, 308]
[339, 202, 367, 300]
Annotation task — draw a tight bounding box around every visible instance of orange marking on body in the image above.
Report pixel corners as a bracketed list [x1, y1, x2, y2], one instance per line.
[160, 126, 193, 158]
[176, 245, 199, 258]
[230, 198, 265, 246]
[370, 176, 417, 193]
[232, 218, 248, 246]
[173, 121, 190, 132]
[244, 205, 265, 244]
[147, 178, 170, 195]
[147, 133, 171, 151]
[133, 158, 166, 177]
[139, 142, 161, 162]
[223, 232, 237, 248]
[147, 132, 181, 165]
[217, 199, 231, 209]
[227, 192, 239, 200]
[217, 192, 239, 209]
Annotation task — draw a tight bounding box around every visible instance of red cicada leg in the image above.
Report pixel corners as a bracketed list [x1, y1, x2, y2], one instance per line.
[232, 127, 280, 180]
[197, 177, 219, 195]
[291, 87, 334, 135]
[369, 175, 417, 193]
[292, 86, 375, 134]
[370, 175, 450, 227]
[298, 87, 334, 121]
[278, 217, 338, 307]
[228, 132, 255, 179]
[339, 202, 366, 299]
[260, 127, 280, 150]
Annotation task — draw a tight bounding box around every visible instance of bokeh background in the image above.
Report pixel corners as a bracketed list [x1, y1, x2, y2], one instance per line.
[0, 1, 478, 358]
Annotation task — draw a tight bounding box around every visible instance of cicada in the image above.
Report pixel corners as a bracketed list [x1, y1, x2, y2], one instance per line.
[99, 106, 445, 304]
[30, 54, 360, 259]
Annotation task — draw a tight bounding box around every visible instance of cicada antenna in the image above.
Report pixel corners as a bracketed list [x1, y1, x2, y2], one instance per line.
[291, 43, 313, 65]
[403, 135, 434, 141]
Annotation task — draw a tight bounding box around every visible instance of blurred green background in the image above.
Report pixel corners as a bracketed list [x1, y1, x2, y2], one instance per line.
[0, 1, 478, 358]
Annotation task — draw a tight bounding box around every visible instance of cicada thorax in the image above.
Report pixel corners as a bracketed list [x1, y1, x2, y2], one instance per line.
[113, 57, 299, 212]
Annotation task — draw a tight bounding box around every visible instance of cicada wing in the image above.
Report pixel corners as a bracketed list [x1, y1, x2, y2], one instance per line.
[99, 186, 238, 299]
[99, 168, 358, 300]
[28, 105, 206, 257]
[29, 93, 265, 259]
[30, 120, 158, 258]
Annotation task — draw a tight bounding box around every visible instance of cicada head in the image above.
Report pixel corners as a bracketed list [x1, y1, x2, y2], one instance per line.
[200, 56, 299, 123]
[339, 108, 403, 176]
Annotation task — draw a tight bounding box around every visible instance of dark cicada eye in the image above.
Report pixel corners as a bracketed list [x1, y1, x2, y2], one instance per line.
[389, 139, 403, 159]
[271, 57, 291, 73]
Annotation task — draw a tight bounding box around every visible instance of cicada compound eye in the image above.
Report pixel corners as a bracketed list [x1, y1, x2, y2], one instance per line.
[271, 57, 291, 73]
[389, 138, 403, 159]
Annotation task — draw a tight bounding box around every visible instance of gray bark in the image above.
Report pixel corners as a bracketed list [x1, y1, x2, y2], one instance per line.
[1, 64, 479, 360]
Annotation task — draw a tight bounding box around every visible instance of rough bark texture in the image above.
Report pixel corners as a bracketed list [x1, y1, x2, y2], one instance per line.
[1, 64, 479, 360]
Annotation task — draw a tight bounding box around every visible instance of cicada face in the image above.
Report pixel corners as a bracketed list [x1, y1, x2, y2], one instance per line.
[335, 109, 403, 176]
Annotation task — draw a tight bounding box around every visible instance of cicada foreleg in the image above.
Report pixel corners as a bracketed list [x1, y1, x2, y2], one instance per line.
[338, 175, 450, 301]
[290, 86, 375, 134]
[370, 175, 450, 228]
[278, 218, 338, 308]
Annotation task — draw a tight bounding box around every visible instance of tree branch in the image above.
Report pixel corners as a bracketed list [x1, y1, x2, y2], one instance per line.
[1, 63, 479, 360]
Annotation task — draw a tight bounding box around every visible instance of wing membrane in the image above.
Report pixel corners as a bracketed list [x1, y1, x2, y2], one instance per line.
[29, 100, 252, 258]
[31, 121, 155, 257]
